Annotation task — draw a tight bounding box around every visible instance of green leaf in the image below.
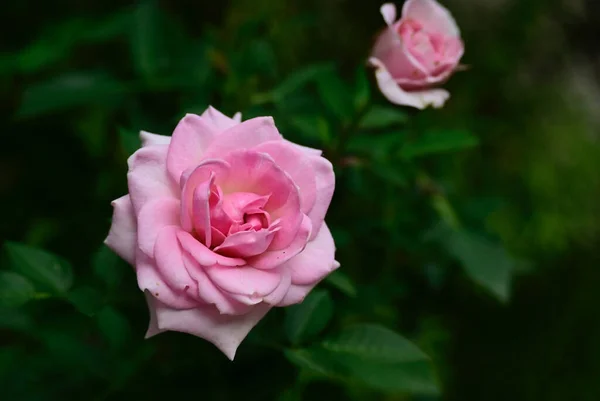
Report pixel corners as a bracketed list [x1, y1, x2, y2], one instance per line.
[4, 242, 73, 294]
[285, 289, 334, 345]
[287, 115, 332, 145]
[347, 131, 406, 160]
[0, 306, 34, 331]
[359, 106, 408, 130]
[96, 306, 132, 352]
[0, 272, 36, 307]
[271, 63, 334, 101]
[92, 245, 124, 290]
[118, 127, 142, 157]
[400, 129, 479, 159]
[316, 69, 354, 123]
[67, 286, 104, 317]
[321, 324, 429, 363]
[354, 65, 370, 111]
[440, 228, 514, 301]
[286, 324, 439, 395]
[17, 72, 127, 118]
[325, 271, 357, 297]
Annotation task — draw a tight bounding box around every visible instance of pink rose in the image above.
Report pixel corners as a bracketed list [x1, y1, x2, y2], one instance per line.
[369, 0, 464, 109]
[105, 106, 338, 359]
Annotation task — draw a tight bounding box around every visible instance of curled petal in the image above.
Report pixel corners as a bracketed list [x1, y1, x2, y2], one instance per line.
[201, 117, 282, 160]
[380, 3, 397, 25]
[167, 114, 218, 182]
[213, 229, 276, 258]
[286, 223, 338, 285]
[136, 250, 198, 309]
[264, 269, 292, 305]
[276, 283, 316, 307]
[248, 214, 312, 270]
[402, 0, 460, 37]
[177, 231, 245, 267]
[205, 265, 282, 298]
[369, 57, 450, 109]
[148, 297, 271, 360]
[154, 226, 198, 292]
[105, 195, 137, 265]
[200, 106, 242, 130]
[137, 197, 181, 257]
[283, 140, 323, 157]
[140, 131, 171, 147]
[306, 156, 335, 241]
[253, 141, 317, 214]
[127, 145, 177, 212]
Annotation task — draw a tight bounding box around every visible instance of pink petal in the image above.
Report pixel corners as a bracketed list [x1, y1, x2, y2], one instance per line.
[276, 283, 315, 307]
[286, 223, 338, 285]
[180, 249, 252, 315]
[149, 298, 271, 360]
[180, 159, 230, 236]
[248, 214, 312, 270]
[306, 156, 335, 241]
[136, 250, 198, 309]
[205, 265, 282, 298]
[154, 226, 199, 293]
[369, 57, 450, 109]
[401, 0, 460, 37]
[380, 3, 397, 25]
[136, 197, 181, 257]
[127, 145, 177, 212]
[104, 195, 137, 265]
[223, 150, 302, 250]
[140, 131, 171, 147]
[167, 114, 218, 183]
[177, 230, 245, 267]
[213, 229, 276, 258]
[222, 192, 270, 222]
[253, 141, 317, 214]
[264, 268, 292, 305]
[201, 117, 282, 160]
[200, 106, 242, 130]
[283, 140, 323, 157]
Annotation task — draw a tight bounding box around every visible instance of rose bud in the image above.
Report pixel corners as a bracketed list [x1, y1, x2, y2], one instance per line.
[369, 0, 464, 109]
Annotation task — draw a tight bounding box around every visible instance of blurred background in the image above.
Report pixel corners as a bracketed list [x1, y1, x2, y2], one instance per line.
[1, 0, 600, 400]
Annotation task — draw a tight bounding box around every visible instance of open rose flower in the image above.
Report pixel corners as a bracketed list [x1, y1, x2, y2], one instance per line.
[369, 0, 464, 109]
[105, 106, 338, 359]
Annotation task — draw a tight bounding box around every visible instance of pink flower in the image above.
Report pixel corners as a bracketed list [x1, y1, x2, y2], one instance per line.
[369, 0, 464, 109]
[105, 107, 338, 359]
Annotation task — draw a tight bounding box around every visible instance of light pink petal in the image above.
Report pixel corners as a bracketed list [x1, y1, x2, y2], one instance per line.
[222, 150, 302, 250]
[154, 226, 198, 293]
[222, 192, 270, 222]
[127, 145, 177, 212]
[167, 114, 218, 182]
[286, 223, 338, 285]
[136, 198, 180, 257]
[201, 117, 282, 160]
[283, 140, 323, 157]
[369, 57, 450, 109]
[205, 265, 282, 298]
[177, 231, 245, 267]
[213, 229, 276, 258]
[401, 0, 460, 37]
[380, 3, 397, 26]
[150, 298, 271, 360]
[200, 106, 242, 131]
[140, 131, 171, 147]
[180, 159, 230, 235]
[136, 250, 198, 309]
[180, 250, 252, 315]
[253, 141, 317, 214]
[104, 195, 137, 265]
[248, 214, 311, 270]
[264, 269, 292, 305]
[306, 156, 335, 241]
[276, 283, 316, 307]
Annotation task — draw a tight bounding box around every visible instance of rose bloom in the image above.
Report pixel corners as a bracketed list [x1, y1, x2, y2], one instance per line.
[105, 107, 338, 359]
[369, 0, 464, 109]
